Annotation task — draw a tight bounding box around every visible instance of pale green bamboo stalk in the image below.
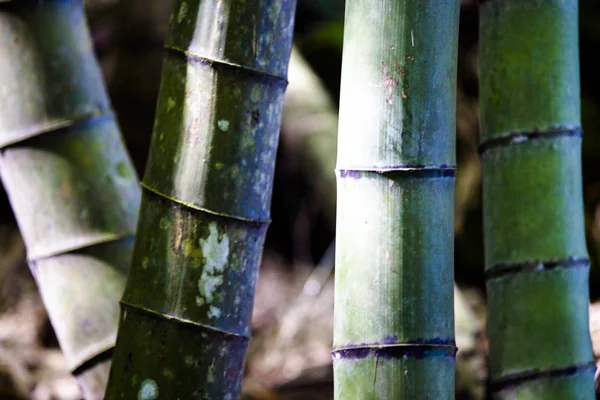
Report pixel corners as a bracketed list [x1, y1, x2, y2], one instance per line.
[333, 1, 460, 398]
[0, 0, 140, 398]
[104, 1, 296, 398]
[479, 0, 596, 398]
[285, 46, 484, 399]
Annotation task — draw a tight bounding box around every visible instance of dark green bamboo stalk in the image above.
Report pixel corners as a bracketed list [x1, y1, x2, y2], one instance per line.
[479, 0, 596, 398]
[104, 1, 296, 398]
[333, 1, 460, 398]
[0, 0, 140, 398]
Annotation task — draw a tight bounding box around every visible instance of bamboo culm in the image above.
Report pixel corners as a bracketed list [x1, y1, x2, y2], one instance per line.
[0, 0, 141, 398]
[285, 46, 484, 399]
[104, 1, 296, 398]
[333, 1, 460, 398]
[479, 0, 596, 398]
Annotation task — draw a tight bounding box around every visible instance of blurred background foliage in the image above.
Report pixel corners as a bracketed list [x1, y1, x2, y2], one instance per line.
[1, 0, 600, 398]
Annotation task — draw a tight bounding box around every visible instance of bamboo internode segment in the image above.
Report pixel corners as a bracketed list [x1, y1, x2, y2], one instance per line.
[479, 0, 596, 397]
[333, 0, 460, 398]
[105, 1, 296, 398]
[0, 1, 141, 397]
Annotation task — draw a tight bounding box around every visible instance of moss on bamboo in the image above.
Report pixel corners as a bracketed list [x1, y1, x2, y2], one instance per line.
[104, 1, 296, 398]
[333, 1, 460, 398]
[0, 1, 141, 397]
[479, 0, 596, 397]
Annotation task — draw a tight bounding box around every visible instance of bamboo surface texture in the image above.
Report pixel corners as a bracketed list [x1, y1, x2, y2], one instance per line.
[104, 0, 296, 398]
[0, 0, 141, 398]
[333, 1, 460, 398]
[479, 0, 596, 398]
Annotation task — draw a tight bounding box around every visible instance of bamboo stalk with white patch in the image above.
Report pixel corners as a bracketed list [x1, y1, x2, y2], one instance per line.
[104, 0, 296, 398]
[0, 1, 141, 398]
[479, 0, 596, 398]
[332, 0, 460, 398]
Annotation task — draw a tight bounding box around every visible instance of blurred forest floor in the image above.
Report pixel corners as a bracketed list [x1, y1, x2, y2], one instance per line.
[2, 0, 600, 399]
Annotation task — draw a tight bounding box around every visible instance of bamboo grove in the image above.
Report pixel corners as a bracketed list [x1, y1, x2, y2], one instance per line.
[0, 0, 595, 399]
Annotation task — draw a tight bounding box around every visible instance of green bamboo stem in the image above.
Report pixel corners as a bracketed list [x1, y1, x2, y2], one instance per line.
[479, 0, 596, 398]
[0, 0, 141, 398]
[286, 47, 485, 399]
[333, 1, 460, 398]
[104, 1, 296, 398]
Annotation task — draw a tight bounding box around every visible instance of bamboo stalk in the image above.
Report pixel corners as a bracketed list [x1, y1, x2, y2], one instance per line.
[0, 0, 140, 398]
[285, 46, 485, 399]
[333, 1, 460, 398]
[479, 0, 596, 398]
[104, 1, 296, 398]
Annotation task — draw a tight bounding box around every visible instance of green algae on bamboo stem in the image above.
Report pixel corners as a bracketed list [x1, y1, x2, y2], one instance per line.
[104, 1, 296, 398]
[333, 1, 460, 398]
[479, 0, 596, 398]
[0, 0, 141, 398]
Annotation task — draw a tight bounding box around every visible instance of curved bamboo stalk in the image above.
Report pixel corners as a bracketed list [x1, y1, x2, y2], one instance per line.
[479, 0, 596, 398]
[333, 1, 460, 398]
[0, 0, 140, 398]
[104, 1, 296, 398]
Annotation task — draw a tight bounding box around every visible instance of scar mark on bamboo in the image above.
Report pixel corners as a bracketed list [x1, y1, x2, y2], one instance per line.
[382, 62, 398, 104]
[373, 355, 379, 386]
[373, 59, 408, 104]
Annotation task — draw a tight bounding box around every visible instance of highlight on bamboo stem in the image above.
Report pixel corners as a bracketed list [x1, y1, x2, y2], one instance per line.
[104, 0, 297, 398]
[0, 0, 141, 398]
[332, 0, 461, 398]
[479, 0, 596, 398]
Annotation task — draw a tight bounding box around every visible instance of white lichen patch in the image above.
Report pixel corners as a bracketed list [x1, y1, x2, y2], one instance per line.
[138, 379, 158, 400]
[217, 120, 230, 131]
[197, 223, 229, 308]
[208, 306, 221, 319]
